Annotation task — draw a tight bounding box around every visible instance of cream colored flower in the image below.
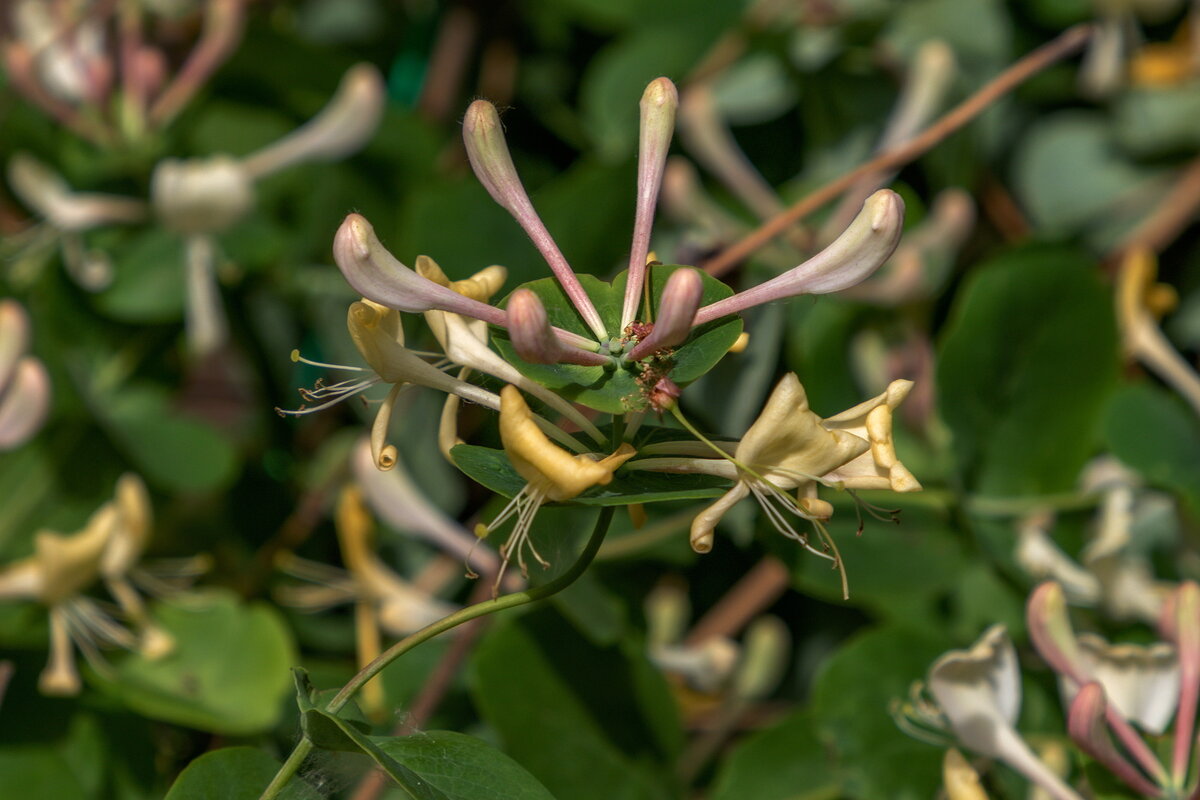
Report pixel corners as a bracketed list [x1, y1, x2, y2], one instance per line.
[475, 386, 635, 590]
[0, 474, 171, 695]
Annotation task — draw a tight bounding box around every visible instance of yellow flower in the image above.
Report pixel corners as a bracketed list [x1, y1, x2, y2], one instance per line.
[476, 385, 635, 590]
[0, 474, 171, 695]
[1116, 247, 1200, 417]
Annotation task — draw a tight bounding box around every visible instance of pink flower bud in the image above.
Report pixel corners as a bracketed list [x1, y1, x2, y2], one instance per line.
[693, 189, 905, 325]
[627, 268, 702, 361]
[507, 289, 608, 366]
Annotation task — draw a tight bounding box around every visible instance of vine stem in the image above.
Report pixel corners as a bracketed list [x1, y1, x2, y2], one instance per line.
[258, 506, 617, 800]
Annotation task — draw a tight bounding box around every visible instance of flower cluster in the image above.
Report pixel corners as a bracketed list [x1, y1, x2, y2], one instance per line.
[902, 579, 1200, 799]
[291, 76, 918, 592]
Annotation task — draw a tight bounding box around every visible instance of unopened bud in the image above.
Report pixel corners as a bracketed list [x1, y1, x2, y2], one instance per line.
[241, 64, 385, 180]
[627, 268, 702, 361]
[333, 214, 506, 326]
[694, 190, 905, 325]
[507, 289, 608, 367]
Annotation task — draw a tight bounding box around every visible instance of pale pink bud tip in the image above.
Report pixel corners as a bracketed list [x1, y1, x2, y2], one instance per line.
[332, 214, 506, 327]
[693, 189, 905, 325]
[627, 268, 703, 361]
[507, 288, 609, 367]
[507, 289, 558, 364]
[642, 77, 679, 111]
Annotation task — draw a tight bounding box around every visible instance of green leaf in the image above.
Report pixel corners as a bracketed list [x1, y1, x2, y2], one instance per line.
[99, 385, 238, 492]
[811, 625, 953, 799]
[93, 230, 185, 323]
[1114, 84, 1200, 158]
[293, 670, 449, 800]
[469, 609, 682, 800]
[492, 266, 742, 413]
[164, 747, 320, 800]
[710, 710, 840, 800]
[937, 245, 1119, 496]
[373, 731, 558, 800]
[451, 444, 729, 505]
[1012, 112, 1166, 247]
[103, 592, 295, 735]
[1104, 383, 1200, 514]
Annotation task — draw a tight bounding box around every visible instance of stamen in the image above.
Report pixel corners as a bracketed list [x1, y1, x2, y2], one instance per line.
[276, 376, 382, 416]
[290, 349, 366, 371]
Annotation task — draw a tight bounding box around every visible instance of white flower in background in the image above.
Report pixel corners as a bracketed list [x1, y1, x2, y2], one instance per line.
[148, 63, 385, 357]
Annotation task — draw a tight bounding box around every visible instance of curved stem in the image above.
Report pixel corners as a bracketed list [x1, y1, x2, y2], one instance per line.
[258, 506, 616, 800]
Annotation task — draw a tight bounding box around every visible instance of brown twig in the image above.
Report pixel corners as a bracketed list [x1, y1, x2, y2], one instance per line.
[683, 556, 790, 646]
[700, 24, 1094, 278]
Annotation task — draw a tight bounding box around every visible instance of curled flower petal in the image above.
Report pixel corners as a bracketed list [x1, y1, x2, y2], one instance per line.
[627, 267, 703, 361]
[821, 379, 922, 492]
[507, 289, 609, 366]
[500, 385, 635, 502]
[333, 213, 507, 326]
[463, 100, 607, 340]
[622, 77, 679, 329]
[929, 625, 1084, 800]
[241, 64, 385, 180]
[1061, 634, 1180, 736]
[693, 190, 905, 325]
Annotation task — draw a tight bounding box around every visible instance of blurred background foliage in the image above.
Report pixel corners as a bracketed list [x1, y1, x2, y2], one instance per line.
[2, 0, 1200, 797]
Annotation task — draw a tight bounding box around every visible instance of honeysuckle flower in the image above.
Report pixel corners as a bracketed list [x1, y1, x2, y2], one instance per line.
[0, 299, 51, 451]
[462, 99, 608, 340]
[622, 78, 679, 330]
[350, 439, 519, 590]
[146, 63, 383, 356]
[645, 579, 739, 694]
[474, 386, 636, 590]
[1060, 634, 1180, 735]
[283, 298, 501, 470]
[6, 154, 146, 289]
[926, 625, 1084, 800]
[1013, 459, 1172, 624]
[632, 374, 919, 587]
[2, 0, 246, 144]
[0, 474, 171, 696]
[843, 188, 975, 306]
[1117, 247, 1200, 417]
[507, 289, 610, 366]
[1027, 581, 1171, 787]
[276, 485, 458, 717]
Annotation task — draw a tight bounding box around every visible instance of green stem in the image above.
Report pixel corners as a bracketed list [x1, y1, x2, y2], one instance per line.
[258, 506, 617, 800]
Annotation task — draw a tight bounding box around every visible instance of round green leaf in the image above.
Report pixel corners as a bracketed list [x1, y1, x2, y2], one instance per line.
[104, 591, 296, 735]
